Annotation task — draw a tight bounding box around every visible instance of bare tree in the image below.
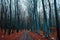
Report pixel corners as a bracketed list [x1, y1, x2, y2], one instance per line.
[54, 0, 59, 39]
[42, 0, 49, 37]
[1, 0, 4, 30]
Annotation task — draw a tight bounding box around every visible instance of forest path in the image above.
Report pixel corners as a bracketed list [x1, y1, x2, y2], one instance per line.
[19, 31, 33, 40]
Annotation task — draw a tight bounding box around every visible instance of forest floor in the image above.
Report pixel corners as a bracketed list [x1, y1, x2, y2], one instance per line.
[0, 30, 57, 40]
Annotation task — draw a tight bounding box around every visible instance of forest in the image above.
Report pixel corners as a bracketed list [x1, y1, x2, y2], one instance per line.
[0, 0, 60, 39]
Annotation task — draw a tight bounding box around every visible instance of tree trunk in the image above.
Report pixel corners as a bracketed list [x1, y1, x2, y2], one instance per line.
[54, 0, 59, 40]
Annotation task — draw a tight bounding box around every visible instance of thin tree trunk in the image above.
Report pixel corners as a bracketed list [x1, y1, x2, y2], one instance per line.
[8, 0, 12, 35]
[1, 0, 4, 30]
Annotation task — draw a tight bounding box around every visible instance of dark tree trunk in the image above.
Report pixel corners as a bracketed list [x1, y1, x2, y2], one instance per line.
[54, 0, 59, 40]
[8, 0, 12, 35]
[48, 0, 51, 28]
[42, 0, 48, 37]
[32, 0, 37, 32]
[1, 0, 4, 30]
